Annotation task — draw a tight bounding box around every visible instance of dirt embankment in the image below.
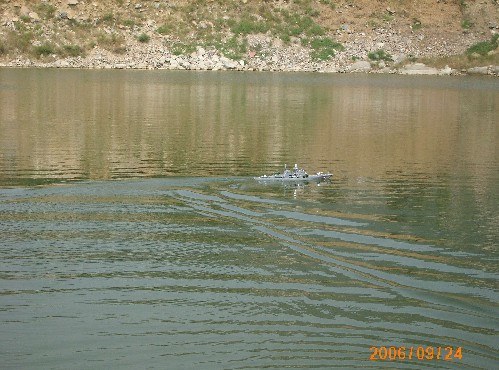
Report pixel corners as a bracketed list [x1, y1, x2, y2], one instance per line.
[1, 0, 498, 74]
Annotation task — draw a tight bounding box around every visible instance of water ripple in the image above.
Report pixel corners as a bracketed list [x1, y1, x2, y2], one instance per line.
[0, 179, 497, 369]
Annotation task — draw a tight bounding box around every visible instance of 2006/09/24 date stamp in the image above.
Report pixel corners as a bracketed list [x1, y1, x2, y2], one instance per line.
[370, 346, 463, 361]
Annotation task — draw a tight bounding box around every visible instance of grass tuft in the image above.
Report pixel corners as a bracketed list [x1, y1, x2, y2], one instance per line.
[62, 44, 84, 57]
[156, 24, 172, 35]
[368, 49, 393, 62]
[231, 18, 269, 35]
[307, 37, 344, 61]
[33, 43, 55, 58]
[137, 33, 150, 43]
[466, 34, 498, 56]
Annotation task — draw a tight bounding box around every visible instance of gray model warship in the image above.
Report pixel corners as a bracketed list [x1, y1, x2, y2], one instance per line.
[254, 164, 332, 182]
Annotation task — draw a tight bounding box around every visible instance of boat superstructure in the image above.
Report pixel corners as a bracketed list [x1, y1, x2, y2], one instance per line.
[254, 164, 332, 182]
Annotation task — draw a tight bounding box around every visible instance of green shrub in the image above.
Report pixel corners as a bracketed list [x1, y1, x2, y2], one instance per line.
[122, 19, 137, 28]
[36, 3, 56, 19]
[33, 43, 55, 57]
[211, 35, 248, 60]
[319, 0, 336, 9]
[306, 7, 320, 17]
[171, 42, 196, 56]
[368, 49, 393, 62]
[466, 34, 498, 56]
[309, 37, 343, 61]
[156, 24, 171, 35]
[411, 18, 422, 30]
[231, 18, 269, 35]
[137, 33, 150, 43]
[101, 13, 114, 23]
[62, 44, 84, 57]
[9, 30, 34, 52]
[96, 32, 125, 53]
[0, 42, 6, 55]
[307, 24, 325, 36]
[309, 37, 343, 50]
[280, 33, 291, 43]
[461, 19, 473, 29]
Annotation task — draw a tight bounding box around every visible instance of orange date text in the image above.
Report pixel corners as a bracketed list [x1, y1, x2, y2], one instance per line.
[370, 346, 462, 361]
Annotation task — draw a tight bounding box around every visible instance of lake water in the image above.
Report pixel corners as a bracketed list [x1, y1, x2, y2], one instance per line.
[0, 69, 498, 369]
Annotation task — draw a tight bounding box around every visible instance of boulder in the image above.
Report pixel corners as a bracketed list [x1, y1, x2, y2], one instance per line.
[196, 47, 205, 56]
[54, 60, 70, 68]
[400, 63, 439, 75]
[438, 65, 453, 75]
[220, 56, 238, 69]
[392, 53, 407, 65]
[20, 5, 30, 17]
[467, 66, 488, 75]
[349, 60, 371, 72]
[28, 12, 40, 21]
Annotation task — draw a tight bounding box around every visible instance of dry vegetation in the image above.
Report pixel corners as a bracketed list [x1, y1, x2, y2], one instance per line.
[0, 0, 498, 68]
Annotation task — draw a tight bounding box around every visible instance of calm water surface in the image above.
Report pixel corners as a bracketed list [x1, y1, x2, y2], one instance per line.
[0, 69, 498, 369]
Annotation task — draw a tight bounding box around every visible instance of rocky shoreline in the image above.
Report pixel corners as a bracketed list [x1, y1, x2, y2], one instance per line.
[2, 39, 498, 76]
[1, 0, 498, 76]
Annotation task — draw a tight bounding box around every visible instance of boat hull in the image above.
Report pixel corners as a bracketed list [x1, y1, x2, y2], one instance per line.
[254, 174, 332, 182]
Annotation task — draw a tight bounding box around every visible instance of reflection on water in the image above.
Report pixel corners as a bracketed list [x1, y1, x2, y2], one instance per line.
[0, 70, 498, 369]
[0, 70, 497, 182]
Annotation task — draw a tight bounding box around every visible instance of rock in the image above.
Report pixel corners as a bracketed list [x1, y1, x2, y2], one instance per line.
[467, 66, 488, 75]
[68, 0, 79, 5]
[54, 60, 70, 68]
[20, 6, 30, 17]
[220, 56, 237, 69]
[225, 61, 238, 69]
[180, 59, 191, 69]
[57, 8, 76, 20]
[392, 53, 407, 65]
[349, 60, 371, 72]
[114, 63, 127, 69]
[400, 63, 439, 75]
[214, 61, 226, 71]
[169, 59, 179, 68]
[439, 65, 453, 75]
[196, 47, 205, 56]
[28, 12, 40, 21]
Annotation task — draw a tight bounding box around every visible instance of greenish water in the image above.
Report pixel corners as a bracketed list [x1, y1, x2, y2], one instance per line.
[0, 69, 498, 369]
